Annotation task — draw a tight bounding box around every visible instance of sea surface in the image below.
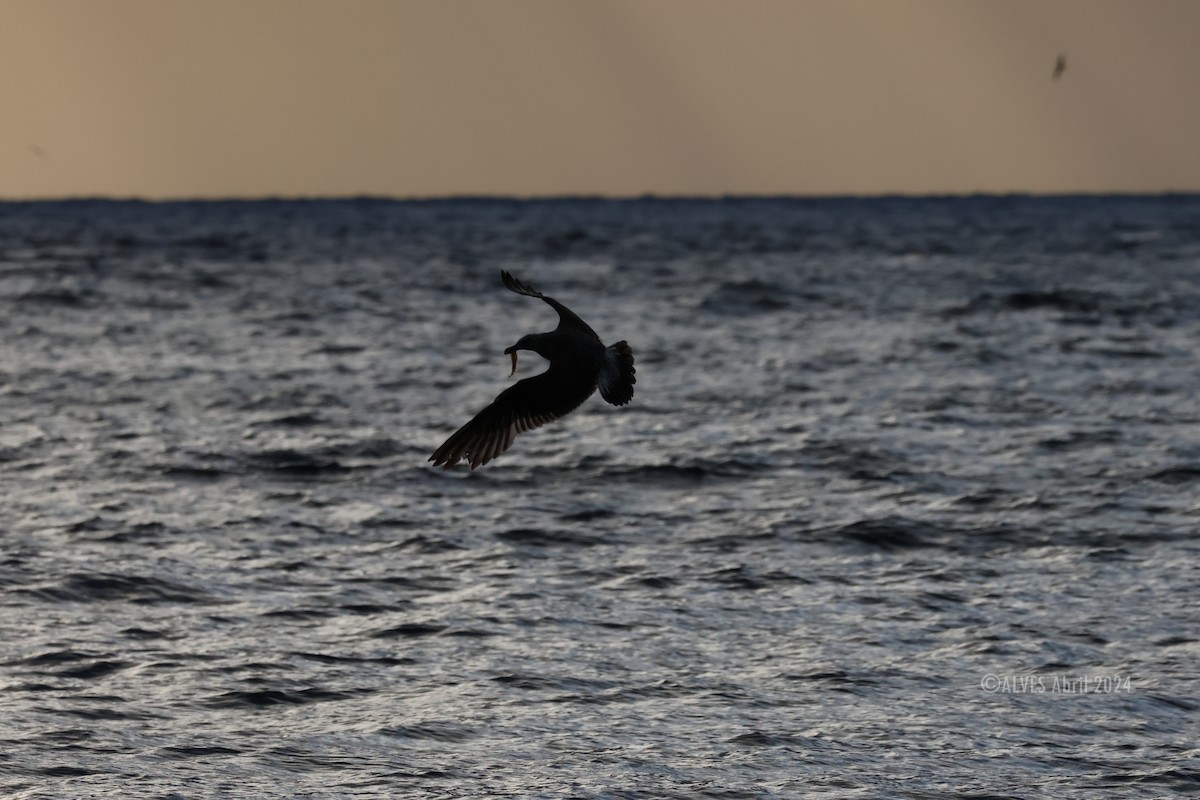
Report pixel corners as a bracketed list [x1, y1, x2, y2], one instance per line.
[1, 196, 1198, 799]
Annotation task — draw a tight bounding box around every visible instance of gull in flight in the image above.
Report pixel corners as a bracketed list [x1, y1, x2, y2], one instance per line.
[430, 271, 636, 469]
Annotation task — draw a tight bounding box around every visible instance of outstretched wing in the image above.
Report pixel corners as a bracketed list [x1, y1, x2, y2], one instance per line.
[429, 368, 597, 469]
[501, 270, 600, 341]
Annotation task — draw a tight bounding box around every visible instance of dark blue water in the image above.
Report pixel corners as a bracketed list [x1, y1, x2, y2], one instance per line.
[2, 196, 1198, 798]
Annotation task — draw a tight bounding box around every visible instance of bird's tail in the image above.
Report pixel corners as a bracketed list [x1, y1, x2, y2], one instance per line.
[599, 341, 636, 406]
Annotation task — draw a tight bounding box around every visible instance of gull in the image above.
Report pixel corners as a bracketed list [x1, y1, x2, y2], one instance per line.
[429, 270, 635, 469]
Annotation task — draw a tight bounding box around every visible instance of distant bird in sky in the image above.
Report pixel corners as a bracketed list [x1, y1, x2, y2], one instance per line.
[1053, 53, 1067, 81]
[429, 270, 636, 469]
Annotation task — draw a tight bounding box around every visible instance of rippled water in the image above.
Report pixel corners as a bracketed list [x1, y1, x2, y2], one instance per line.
[2, 197, 1198, 798]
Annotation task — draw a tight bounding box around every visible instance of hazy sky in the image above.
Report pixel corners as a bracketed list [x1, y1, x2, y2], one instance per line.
[2, 0, 1198, 199]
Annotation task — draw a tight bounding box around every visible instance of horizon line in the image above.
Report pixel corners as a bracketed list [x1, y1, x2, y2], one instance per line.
[3, 189, 1199, 204]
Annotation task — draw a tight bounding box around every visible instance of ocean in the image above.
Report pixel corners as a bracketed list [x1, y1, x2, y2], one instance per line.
[1, 196, 1197, 798]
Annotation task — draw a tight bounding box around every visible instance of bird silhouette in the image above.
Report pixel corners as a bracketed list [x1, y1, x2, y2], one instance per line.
[429, 270, 635, 469]
[1053, 53, 1067, 81]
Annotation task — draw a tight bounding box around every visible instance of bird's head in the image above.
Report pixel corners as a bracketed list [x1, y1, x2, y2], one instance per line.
[504, 333, 548, 376]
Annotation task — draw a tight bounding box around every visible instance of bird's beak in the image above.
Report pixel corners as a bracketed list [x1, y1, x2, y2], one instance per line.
[505, 348, 518, 376]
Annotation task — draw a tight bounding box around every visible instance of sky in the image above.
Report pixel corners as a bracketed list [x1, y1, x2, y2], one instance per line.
[2, 0, 1198, 199]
